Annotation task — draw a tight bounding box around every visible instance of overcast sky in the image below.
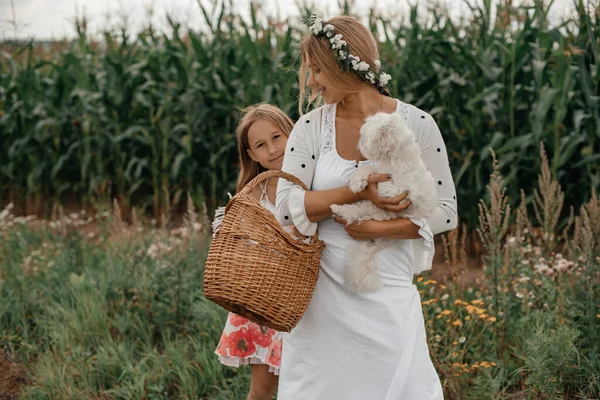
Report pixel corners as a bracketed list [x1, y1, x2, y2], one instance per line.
[1, 0, 575, 40]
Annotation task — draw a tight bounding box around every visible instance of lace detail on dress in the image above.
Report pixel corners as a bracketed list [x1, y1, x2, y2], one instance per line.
[396, 100, 410, 123]
[321, 104, 336, 154]
[259, 181, 276, 214]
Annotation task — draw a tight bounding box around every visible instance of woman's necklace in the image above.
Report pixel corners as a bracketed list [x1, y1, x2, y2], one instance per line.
[341, 93, 384, 131]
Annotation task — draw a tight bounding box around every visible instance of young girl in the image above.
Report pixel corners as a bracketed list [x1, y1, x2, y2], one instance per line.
[275, 15, 457, 399]
[214, 103, 294, 400]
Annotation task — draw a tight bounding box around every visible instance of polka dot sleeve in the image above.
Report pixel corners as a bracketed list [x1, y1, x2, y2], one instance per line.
[275, 113, 321, 236]
[407, 111, 458, 274]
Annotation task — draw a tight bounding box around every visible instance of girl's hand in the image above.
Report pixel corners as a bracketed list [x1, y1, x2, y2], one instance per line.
[333, 217, 384, 240]
[289, 226, 309, 241]
[357, 174, 412, 213]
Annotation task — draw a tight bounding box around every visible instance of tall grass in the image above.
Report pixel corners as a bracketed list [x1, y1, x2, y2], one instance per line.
[0, 0, 599, 229]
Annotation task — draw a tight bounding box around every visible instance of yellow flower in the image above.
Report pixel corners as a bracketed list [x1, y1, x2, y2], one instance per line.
[451, 352, 459, 358]
[465, 316, 471, 321]
[471, 299, 485, 306]
[488, 317, 497, 323]
[438, 310, 453, 317]
[417, 277, 424, 283]
[452, 320, 463, 328]
[491, 362, 497, 367]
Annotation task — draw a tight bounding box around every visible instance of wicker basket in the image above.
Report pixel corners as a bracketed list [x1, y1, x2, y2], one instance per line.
[203, 170, 324, 332]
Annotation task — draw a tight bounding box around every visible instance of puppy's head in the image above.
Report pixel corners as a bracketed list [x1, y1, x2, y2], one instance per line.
[359, 112, 409, 161]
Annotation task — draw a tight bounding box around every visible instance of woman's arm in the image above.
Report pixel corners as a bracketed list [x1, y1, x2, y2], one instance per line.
[333, 216, 422, 240]
[304, 174, 410, 222]
[276, 112, 410, 235]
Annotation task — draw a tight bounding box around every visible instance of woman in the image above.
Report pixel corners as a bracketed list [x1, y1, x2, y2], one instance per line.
[275, 15, 457, 399]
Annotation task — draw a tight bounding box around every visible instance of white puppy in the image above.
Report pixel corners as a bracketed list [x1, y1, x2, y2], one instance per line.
[330, 112, 438, 293]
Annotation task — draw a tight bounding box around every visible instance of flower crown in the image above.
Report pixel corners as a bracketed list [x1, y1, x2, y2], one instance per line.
[305, 16, 392, 93]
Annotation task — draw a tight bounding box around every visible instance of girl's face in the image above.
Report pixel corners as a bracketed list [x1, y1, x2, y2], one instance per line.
[246, 119, 288, 170]
[306, 61, 342, 104]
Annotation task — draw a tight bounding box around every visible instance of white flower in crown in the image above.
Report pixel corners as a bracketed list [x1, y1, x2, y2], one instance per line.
[378, 72, 392, 86]
[375, 60, 381, 67]
[356, 61, 370, 72]
[309, 17, 324, 35]
[366, 71, 376, 84]
[348, 55, 360, 66]
[325, 24, 334, 32]
[338, 50, 348, 59]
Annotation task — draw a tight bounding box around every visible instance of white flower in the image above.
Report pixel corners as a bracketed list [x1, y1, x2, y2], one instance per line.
[435, 335, 442, 342]
[356, 61, 370, 72]
[334, 34, 343, 41]
[326, 31, 333, 38]
[441, 293, 449, 301]
[379, 72, 392, 86]
[348, 55, 360, 66]
[458, 336, 466, 343]
[310, 18, 324, 35]
[375, 60, 381, 67]
[338, 50, 347, 59]
[325, 24, 334, 32]
[366, 71, 376, 83]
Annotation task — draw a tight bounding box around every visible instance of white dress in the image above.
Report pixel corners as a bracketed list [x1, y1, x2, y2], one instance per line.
[275, 100, 458, 399]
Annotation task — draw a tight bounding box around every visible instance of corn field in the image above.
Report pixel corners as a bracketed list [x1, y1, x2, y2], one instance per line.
[0, 0, 599, 228]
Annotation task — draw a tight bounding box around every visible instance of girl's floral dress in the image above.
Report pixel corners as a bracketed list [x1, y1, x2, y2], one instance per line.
[212, 182, 283, 375]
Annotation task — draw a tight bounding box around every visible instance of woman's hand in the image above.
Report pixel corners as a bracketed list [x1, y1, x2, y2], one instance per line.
[333, 216, 384, 240]
[358, 174, 412, 213]
[333, 216, 422, 240]
[289, 226, 309, 241]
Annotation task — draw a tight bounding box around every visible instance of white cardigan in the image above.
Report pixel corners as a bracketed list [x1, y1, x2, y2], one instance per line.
[275, 100, 458, 274]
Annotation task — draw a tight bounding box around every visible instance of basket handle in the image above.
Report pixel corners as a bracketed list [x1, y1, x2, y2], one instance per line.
[231, 170, 320, 244]
[240, 170, 309, 195]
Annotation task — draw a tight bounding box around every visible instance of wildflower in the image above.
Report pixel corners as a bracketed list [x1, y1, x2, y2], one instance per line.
[452, 320, 463, 328]
[441, 294, 449, 301]
[488, 316, 497, 323]
[458, 336, 466, 343]
[434, 335, 442, 342]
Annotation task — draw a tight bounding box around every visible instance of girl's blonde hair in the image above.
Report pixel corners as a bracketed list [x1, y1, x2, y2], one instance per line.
[235, 103, 294, 192]
[298, 16, 387, 114]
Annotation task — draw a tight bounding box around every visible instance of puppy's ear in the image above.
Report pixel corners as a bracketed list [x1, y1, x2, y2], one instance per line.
[377, 125, 400, 160]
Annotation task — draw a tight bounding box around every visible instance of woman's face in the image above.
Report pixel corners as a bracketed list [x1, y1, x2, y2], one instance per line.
[246, 119, 288, 170]
[306, 60, 342, 104]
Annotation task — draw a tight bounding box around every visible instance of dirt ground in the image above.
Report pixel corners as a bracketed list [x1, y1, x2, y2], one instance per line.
[0, 353, 26, 400]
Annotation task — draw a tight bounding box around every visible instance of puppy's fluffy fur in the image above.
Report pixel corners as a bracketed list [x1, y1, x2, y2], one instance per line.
[331, 112, 438, 293]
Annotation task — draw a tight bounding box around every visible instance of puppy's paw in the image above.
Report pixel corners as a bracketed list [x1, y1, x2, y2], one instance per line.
[330, 204, 343, 216]
[349, 176, 369, 193]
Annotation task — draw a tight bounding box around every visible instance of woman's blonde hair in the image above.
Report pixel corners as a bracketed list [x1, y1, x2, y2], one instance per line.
[235, 103, 294, 192]
[298, 16, 386, 114]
